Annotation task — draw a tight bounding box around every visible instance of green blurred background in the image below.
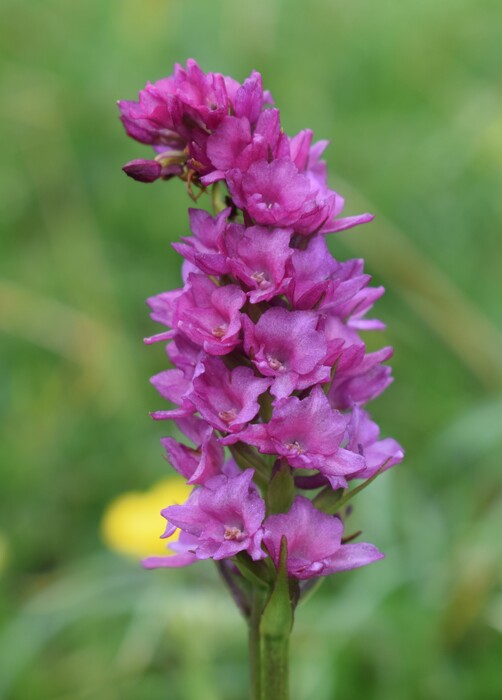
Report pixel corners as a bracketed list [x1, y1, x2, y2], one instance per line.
[1, 0, 502, 698]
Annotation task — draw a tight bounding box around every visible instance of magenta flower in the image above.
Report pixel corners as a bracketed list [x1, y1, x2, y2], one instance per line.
[243, 308, 330, 398]
[207, 115, 255, 171]
[174, 273, 246, 355]
[263, 497, 384, 579]
[149, 334, 201, 420]
[223, 223, 293, 303]
[223, 386, 364, 488]
[286, 235, 339, 309]
[232, 70, 272, 125]
[191, 355, 270, 433]
[161, 415, 224, 485]
[227, 158, 332, 233]
[161, 470, 266, 561]
[168, 59, 230, 130]
[204, 108, 283, 183]
[143, 530, 200, 570]
[149, 368, 196, 420]
[144, 289, 182, 345]
[319, 257, 385, 331]
[172, 208, 230, 276]
[346, 406, 404, 480]
[328, 345, 394, 409]
[290, 132, 329, 189]
[118, 78, 180, 146]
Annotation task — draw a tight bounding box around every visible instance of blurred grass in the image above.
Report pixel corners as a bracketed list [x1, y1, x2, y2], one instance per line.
[1, 0, 501, 698]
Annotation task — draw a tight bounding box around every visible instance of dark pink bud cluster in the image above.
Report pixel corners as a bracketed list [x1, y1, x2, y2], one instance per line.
[120, 60, 403, 583]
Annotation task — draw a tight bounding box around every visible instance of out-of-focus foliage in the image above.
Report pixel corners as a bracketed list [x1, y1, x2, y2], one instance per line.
[1, 0, 501, 698]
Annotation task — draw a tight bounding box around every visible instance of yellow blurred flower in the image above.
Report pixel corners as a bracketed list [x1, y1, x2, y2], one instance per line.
[101, 477, 192, 559]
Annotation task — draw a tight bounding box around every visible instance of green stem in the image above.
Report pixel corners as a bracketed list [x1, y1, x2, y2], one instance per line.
[249, 590, 263, 700]
[261, 633, 289, 700]
[258, 536, 292, 699]
[249, 587, 290, 700]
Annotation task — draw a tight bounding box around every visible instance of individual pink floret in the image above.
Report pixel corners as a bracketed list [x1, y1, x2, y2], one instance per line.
[319, 258, 385, 331]
[143, 530, 199, 570]
[174, 273, 246, 355]
[161, 469, 266, 561]
[143, 289, 183, 345]
[118, 77, 181, 146]
[243, 308, 330, 398]
[161, 415, 225, 485]
[223, 224, 293, 303]
[149, 335, 202, 421]
[169, 59, 230, 130]
[150, 368, 197, 420]
[191, 355, 271, 433]
[286, 235, 339, 309]
[345, 406, 404, 480]
[172, 208, 230, 276]
[263, 497, 384, 579]
[328, 345, 394, 410]
[226, 158, 332, 234]
[320, 211, 375, 235]
[223, 386, 363, 488]
[204, 109, 284, 184]
[232, 70, 272, 126]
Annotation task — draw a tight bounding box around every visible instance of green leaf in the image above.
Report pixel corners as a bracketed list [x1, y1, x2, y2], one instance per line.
[234, 552, 274, 589]
[228, 443, 271, 486]
[211, 181, 227, 214]
[336, 462, 389, 509]
[260, 537, 293, 637]
[267, 461, 294, 515]
[313, 486, 345, 514]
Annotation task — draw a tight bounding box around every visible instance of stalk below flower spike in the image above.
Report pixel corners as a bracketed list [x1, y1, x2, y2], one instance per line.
[119, 58, 404, 699]
[260, 536, 293, 700]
